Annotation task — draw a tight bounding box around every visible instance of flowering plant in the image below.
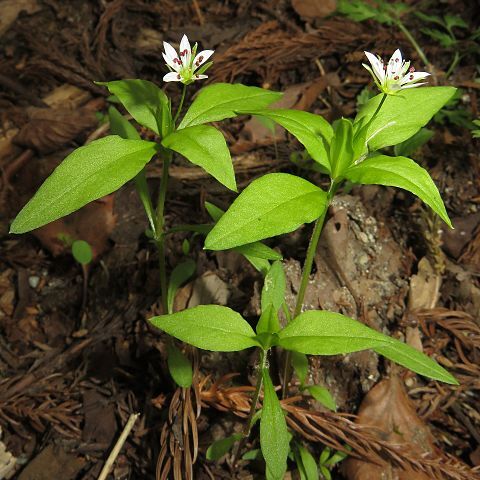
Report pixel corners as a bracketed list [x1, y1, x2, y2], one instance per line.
[10, 41, 457, 478]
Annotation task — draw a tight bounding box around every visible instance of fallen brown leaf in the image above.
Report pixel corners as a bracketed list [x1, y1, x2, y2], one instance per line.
[33, 194, 116, 260]
[344, 376, 436, 480]
[291, 0, 337, 21]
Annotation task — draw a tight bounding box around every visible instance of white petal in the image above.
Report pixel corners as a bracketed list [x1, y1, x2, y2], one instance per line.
[364, 51, 385, 83]
[162, 52, 181, 72]
[163, 41, 179, 62]
[400, 71, 430, 84]
[193, 49, 214, 68]
[163, 71, 182, 82]
[179, 34, 192, 64]
[401, 82, 428, 89]
[194, 74, 208, 80]
[387, 49, 403, 76]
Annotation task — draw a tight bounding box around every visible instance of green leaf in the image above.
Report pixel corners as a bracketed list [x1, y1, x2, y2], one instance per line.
[205, 202, 283, 260]
[242, 109, 333, 172]
[149, 305, 259, 351]
[205, 201, 224, 222]
[167, 343, 193, 388]
[278, 310, 458, 384]
[236, 242, 282, 261]
[261, 369, 289, 480]
[206, 433, 243, 460]
[179, 83, 282, 128]
[108, 105, 140, 140]
[97, 79, 171, 136]
[291, 351, 309, 386]
[205, 173, 328, 250]
[297, 444, 319, 480]
[306, 385, 336, 411]
[261, 261, 286, 312]
[330, 118, 355, 178]
[162, 125, 237, 191]
[10, 136, 159, 234]
[71, 240, 92, 265]
[256, 305, 281, 335]
[355, 87, 456, 150]
[108, 106, 156, 233]
[278, 310, 388, 355]
[374, 339, 458, 384]
[344, 154, 452, 228]
[242, 449, 261, 461]
[393, 128, 434, 157]
[167, 259, 196, 314]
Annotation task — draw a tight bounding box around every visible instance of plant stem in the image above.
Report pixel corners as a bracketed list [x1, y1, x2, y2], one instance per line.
[282, 181, 337, 397]
[395, 19, 430, 67]
[445, 51, 461, 78]
[156, 152, 171, 313]
[232, 349, 267, 465]
[173, 84, 187, 127]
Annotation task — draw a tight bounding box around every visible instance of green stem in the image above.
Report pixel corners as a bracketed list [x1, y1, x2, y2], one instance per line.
[232, 349, 268, 464]
[155, 152, 172, 313]
[395, 19, 430, 67]
[445, 51, 461, 78]
[173, 84, 187, 127]
[282, 181, 337, 397]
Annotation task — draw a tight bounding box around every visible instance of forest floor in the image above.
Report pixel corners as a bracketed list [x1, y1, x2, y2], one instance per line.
[0, 0, 479, 479]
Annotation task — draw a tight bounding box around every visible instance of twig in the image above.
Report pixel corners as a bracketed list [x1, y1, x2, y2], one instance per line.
[192, 0, 204, 25]
[97, 413, 140, 480]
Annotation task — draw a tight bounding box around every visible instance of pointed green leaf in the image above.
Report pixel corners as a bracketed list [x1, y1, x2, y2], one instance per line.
[206, 434, 243, 461]
[278, 310, 458, 384]
[306, 385, 336, 411]
[235, 242, 282, 261]
[242, 109, 333, 172]
[149, 305, 259, 351]
[296, 444, 319, 480]
[355, 87, 456, 150]
[162, 125, 237, 191]
[278, 310, 388, 355]
[291, 351, 309, 386]
[108, 106, 156, 233]
[256, 305, 281, 335]
[179, 83, 282, 128]
[205, 173, 327, 250]
[329, 118, 355, 178]
[167, 343, 193, 388]
[10, 136, 159, 234]
[167, 259, 196, 314]
[97, 79, 171, 136]
[261, 261, 286, 312]
[261, 369, 289, 480]
[344, 154, 452, 227]
[374, 340, 458, 384]
[108, 105, 141, 140]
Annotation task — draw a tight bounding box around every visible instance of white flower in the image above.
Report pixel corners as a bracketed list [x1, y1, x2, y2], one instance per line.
[162, 34, 214, 84]
[363, 49, 430, 95]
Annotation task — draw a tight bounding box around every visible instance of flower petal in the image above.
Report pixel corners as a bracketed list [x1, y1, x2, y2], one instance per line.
[163, 71, 182, 82]
[364, 51, 385, 83]
[193, 49, 214, 69]
[387, 49, 403, 76]
[194, 74, 208, 80]
[400, 82, 428, 89]
[163, 41, 179, 62]
[162, 52, 181, 72]
[180, 34, 192, 65]
[400, 71, 430, 85]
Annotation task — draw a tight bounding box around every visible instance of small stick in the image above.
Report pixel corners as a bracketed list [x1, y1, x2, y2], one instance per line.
[192, 0, 204, 25]
[97, 413, 140, 480]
